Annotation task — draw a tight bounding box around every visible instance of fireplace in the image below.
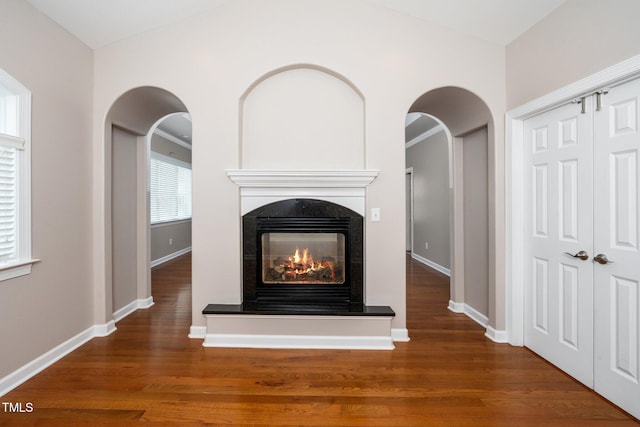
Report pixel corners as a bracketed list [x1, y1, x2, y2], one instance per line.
[202, 170, 396, 350]
[242, 198, 363, 311]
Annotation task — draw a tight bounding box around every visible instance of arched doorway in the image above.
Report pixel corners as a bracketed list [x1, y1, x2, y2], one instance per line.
[99, 86, 190, 333]
[406, 87, 499, 338]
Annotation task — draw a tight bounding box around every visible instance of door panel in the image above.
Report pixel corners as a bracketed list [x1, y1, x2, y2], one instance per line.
[593, 78, 640, 419]
[524, 100, 595, 387]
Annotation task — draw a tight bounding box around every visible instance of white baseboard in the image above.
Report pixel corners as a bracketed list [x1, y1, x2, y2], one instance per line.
[449, 301, 509, 343]
[448, 300, 464, 313]
[411, 253, 451, 276]
[0, 325, 96, 397]
[113, 297, 155, 323]
[450, 301, 505, 343]
[464, 304, 489, 328]
[151, 247, 192, 268]
[203, 334, 395, 350]
[485, 326, 508, 344]
[391, 328, 410, 342]
[188, 325, 206, 339]
[93, 320, 116, 337]
[137, 296, 154, 309]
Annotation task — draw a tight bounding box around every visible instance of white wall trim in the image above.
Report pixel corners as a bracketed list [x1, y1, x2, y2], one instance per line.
[203, 334, 394, 350]
[411, 252, 451, 276]
[449, 301, 506, 344]
[188, 325, 207, 339]
[153, 128, 192, 151]
[113, 300, 137, 322]
[391, 328, 410, 342]
[448, 300, 489, 328]
[464, 304, 489, 328]
[226, 169, 378, 216]
[93, 320, 117, 337]
[405, 124, 444, 149]
[226, 169, 378, 188]
[113, 297, 154, 323]
[448, 300, 464, 313]
[485, 326, 508, 344]
[151, 246, 192, 268]
[150, 218, 191, 229]
[138, 296, 154, 309]
[405, 167, 414, 253]
[506, 54, 640, 346]
[0, 326, 96, 397]
[509, 55, 640, 119]
[0, 321, 122, 397]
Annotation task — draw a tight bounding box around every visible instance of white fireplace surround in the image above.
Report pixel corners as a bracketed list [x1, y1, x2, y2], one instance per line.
[226, 169, 378, 216]
[216, 168, 398, 350]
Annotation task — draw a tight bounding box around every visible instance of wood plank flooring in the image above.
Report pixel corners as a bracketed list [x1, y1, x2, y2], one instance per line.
[1, 253, 638, 425]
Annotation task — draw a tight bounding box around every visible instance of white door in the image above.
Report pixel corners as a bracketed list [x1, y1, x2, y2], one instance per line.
[524, 99, 595, 387]
[524, 78, 640, 419]
[593, 78, 640, 418]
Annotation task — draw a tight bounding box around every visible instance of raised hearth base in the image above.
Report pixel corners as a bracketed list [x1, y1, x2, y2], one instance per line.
[202, 304, 395, 350]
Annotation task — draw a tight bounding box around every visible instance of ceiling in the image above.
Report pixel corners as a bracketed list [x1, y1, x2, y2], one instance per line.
[405, 113, 440, 143]
[26, 0, 565, 49]
[156, 114, 193, 147]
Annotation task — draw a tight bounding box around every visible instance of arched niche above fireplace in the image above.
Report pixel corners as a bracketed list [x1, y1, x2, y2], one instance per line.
[240, 66, 365, 170]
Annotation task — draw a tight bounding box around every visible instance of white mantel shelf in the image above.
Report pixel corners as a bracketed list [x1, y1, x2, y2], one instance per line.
[226, 169, 379, 216]
[225, 169, 379, 188]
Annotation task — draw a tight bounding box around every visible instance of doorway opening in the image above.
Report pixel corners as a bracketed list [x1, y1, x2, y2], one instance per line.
[406, 87, 495, 336]
[104, 87, 191, 330]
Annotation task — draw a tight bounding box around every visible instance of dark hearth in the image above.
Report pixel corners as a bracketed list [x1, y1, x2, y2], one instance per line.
[243, 199, 363, 310]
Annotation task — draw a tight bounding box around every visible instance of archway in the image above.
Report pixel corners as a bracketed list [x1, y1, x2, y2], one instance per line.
[406, 86, 498, 337]
[100, 86, 189, 332]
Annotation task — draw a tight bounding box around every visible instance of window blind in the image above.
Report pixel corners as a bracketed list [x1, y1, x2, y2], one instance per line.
[0, 145, 16, 263]
[149, 152, 192, 224]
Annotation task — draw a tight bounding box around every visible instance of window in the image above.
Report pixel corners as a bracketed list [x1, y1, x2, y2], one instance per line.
[0, 68, 33, 280]
[149, 151, 192, 224]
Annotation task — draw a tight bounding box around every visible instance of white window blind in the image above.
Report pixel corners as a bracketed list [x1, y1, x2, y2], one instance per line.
[0, 146, 16, 263]
[150, 152, 192, 224]
[0, 72, 28, 271]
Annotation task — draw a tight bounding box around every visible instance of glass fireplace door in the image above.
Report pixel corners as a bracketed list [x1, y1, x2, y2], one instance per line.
[261, 232, 345, 285]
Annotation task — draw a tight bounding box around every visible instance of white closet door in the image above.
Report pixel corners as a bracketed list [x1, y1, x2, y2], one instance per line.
[524, 99, 595, 387]
[593, 78, 640, 419]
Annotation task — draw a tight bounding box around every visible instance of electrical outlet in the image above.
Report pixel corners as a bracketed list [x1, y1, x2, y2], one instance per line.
[169, 238, 173, 245]
[425, 242, 429, 250]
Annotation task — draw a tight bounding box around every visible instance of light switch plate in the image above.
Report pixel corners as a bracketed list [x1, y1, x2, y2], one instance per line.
[371, 208, 381, 221]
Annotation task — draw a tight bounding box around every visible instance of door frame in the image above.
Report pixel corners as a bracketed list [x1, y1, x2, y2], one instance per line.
[506, 54, 640, 346]
[405, 167, 414, 254]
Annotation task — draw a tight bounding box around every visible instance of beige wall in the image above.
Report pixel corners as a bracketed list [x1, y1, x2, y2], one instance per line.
[405, 130, 450, 269]
[506, 0, 640, 108]
[92, 0, 506, 333]
[462, 127, 489, 316]
[112, 126, 139, 312]
[0, 0, 93, 378]
[241, 67, 364, 169]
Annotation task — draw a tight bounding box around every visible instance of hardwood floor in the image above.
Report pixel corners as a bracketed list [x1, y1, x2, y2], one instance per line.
[1, 253, 638, 426]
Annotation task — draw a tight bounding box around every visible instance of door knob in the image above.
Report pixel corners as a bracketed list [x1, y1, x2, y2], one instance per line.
[593, 253, 613, 264]
[563, 250, 589, 261]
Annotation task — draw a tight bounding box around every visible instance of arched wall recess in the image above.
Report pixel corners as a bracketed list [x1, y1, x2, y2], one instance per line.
[240, 65, 365, 169]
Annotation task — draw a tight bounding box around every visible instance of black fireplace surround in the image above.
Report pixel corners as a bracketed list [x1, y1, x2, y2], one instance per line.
[242, 198, 363, 311]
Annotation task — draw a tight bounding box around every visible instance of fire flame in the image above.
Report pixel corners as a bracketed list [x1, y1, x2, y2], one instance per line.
[287, 247, 335, 280]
